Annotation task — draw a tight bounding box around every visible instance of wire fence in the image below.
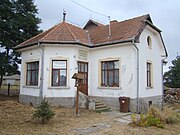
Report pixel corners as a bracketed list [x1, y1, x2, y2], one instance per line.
[0, 84, 20, 96]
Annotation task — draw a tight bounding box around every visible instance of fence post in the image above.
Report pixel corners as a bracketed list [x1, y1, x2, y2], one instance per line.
[8, 83, 10, 96]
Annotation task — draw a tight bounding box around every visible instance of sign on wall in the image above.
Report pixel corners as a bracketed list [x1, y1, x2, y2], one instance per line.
[78, 50, 88, 60]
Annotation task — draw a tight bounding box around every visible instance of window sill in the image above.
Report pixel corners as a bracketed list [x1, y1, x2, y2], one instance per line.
[48, 86, 70, 90]
[146, 87, 153, 90]
[97, 86, 122, 90]
[23, 85, 40, 89]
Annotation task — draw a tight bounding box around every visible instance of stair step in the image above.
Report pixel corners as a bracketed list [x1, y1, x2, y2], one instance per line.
[95, 100, 101, 103]
[95, 105, 107, 109]
[90, 97, 111, 112]
[95, 107, 111, 112]
[95, 102, 104, 106]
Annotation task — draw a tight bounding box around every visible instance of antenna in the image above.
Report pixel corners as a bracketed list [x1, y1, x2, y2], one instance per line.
[108, 16, 111, 38]
[63, 9, 66, 22]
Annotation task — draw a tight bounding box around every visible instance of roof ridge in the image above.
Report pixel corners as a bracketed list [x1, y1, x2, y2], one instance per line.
[64, 22, 78, 41]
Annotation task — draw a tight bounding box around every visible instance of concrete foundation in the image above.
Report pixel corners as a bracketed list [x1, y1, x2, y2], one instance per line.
[130, 95, 163, 113]
[90, 95, 162, 113]
[19, 94, 75, 107]
[19, 94, 162, 113]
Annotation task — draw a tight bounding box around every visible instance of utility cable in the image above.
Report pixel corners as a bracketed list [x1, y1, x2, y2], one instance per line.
[70, 0, 110, 18]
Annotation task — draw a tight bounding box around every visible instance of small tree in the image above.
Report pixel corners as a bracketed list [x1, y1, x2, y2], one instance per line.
[33, 99, 55, 124]
[164, 55, 180, 88]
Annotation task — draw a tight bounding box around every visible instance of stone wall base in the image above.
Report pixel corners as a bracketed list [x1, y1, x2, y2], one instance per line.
[19, 94, 163, 113]
[130, 95, 163, 113]
[19, 94, 75, 107]
[90, 95, 163, 113]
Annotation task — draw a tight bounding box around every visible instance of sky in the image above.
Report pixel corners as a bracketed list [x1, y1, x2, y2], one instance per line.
[34, 0, 180, 72]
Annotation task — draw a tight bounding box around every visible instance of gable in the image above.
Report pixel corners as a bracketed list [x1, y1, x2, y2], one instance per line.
[83, 19, 104, 30]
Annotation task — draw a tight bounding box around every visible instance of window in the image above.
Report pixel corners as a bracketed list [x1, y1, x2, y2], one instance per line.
[101, 60, 119, 87]
[147, 62, 152, 87]
[26, 61, 39, 86]
[147, 36, 152, 47]
[52, 60, 67, 86]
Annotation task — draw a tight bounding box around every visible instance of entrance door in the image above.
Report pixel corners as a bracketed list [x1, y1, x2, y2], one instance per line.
[78, 61, 88, 95]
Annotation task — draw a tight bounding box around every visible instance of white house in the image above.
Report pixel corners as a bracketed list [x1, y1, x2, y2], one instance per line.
[15, 14, 167, 112]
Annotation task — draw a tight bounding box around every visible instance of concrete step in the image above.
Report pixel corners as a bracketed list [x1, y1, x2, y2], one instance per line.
[94, 99, 111, 112]
[95, 102, 104, 106]
[95, 104, 107, 109]
[95, 107, 111, 112]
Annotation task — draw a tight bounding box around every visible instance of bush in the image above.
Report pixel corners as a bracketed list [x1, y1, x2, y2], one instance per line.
[146, 115, 164, 128]
[162, 106, 180, 124]
[130, 105, 180, 128]
[33, 99, 55, 124]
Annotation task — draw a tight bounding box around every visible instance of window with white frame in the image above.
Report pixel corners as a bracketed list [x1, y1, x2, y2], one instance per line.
[52, 60, 67, 86]
[147, 62, 152, 87]
[26, 61, 39, 86]
[101, 60, 119, 87]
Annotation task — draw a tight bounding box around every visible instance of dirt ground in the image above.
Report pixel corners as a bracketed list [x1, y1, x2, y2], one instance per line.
[0, 95, 180, 135]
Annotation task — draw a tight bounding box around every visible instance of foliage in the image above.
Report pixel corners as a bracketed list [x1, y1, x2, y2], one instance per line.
[145, 115, 164, 128]
[33, 99, 55, 124]
[162, 106, 180, 124]
[164, 55, 180, 88]
[0, 0, 41, 87]
[130, 106, 180, 128]
[131, 113, 138, 125]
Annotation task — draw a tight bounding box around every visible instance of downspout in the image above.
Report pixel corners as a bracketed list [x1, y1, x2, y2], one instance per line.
[161, 56, 167, 110]
[38, 42, 44, 104]
[132, 39, 140, 113]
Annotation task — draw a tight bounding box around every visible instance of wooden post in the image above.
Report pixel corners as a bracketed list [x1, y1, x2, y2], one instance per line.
[76, 87, 79, 115]
[7, 83, 10, 96]
[72, 73, 84, 116]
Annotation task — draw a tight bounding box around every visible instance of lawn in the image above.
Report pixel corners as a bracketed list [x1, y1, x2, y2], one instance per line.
[0, 95, 180, 135]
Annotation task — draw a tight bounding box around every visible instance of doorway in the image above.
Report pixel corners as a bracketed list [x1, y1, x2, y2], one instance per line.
[77, 61, 88, 95]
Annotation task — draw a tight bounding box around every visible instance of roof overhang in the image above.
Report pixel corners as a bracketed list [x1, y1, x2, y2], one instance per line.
[14, 38, 134, 52]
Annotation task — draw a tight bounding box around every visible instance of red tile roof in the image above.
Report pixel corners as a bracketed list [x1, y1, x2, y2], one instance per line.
[15, 14, 155, 49]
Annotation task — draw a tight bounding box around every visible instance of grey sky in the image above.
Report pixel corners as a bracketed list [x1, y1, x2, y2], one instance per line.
[34, 0, 180, 71]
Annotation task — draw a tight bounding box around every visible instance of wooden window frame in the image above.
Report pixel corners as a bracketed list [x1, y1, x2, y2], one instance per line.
[26, 61, 39, 86]
[101, 60, 119, 87]
[147, 62, 152, 87]
[52, 60, 67, 86]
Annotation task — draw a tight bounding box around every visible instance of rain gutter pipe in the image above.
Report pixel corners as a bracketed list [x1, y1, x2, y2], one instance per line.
[38, 42, 44, 104]
[132, 39, 140, 113]
[161, 55, 167, 110]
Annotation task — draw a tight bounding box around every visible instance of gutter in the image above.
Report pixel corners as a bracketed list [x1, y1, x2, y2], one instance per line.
[38, 42, 44, 104]
[14, 39, 134, 51]
[132, 39, 140, 113]
[161, 55, 168, 110]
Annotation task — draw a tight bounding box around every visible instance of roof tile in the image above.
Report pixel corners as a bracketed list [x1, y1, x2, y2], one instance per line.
[15, 14, 150, 49]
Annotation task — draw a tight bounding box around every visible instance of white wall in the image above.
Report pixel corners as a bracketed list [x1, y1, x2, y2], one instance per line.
[137, 26, 165, 98]
[89, 44, 135, 98]
[20, 48, 41, 96]
[43, 45, 77, 98]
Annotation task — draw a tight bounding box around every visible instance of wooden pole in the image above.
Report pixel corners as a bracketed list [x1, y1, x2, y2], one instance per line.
[76, 86, 79, 115]
[7, 83, 10, 96]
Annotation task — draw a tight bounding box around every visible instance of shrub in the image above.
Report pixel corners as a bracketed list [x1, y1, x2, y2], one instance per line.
[146, 115, 164, 128]
[131, 114, 138, 125]
[33, 99, 55, 124]
[130, 105, 180, 128]
[147, 106, 163, 122]
[162, 106, 180, 124]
